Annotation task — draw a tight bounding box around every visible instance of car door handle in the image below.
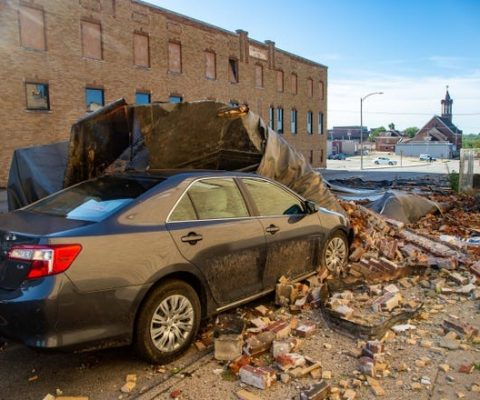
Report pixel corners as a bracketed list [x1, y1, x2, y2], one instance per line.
[181, 232, 203, 244]
[265, 224, 280, 234]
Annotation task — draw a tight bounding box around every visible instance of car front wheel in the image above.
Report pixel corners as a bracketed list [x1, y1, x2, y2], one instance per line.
[389, 161, 394, 165]
[375, 161, 379, 165]
[134, 279, 201, 364]
[322, 230, 349, 276]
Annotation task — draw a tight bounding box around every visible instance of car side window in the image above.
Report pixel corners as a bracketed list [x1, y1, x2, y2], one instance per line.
[183, 178, 249, 220]
[242, 178, 305, 216]
[169, 193, 197, 222]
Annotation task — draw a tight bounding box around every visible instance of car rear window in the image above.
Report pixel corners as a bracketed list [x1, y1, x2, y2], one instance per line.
[24, 176, 162, 222]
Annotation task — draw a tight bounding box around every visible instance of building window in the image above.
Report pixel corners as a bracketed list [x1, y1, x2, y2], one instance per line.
[133, 32, 150, 67]
[307, 111, 313, 134]
[268, 106, 275, 130]
[135, 92, 151, 104]
[168, 42, 182, 73]
[81, 20, 102, 60]
[169, 95, 183, 103]
[291, 73, 297, 94]
[307, 78, 313, 97]
[319, 81, 325, 100]
[228, 58, 239, 83]
[25, 82, 49, 110]
[205, 51, 216, 79]
[85, 88, 104, 111]
[276, 70, 284, 92]
[18, 5, 46, 51]
[290, 109, 298, 134]
[321, 149, 324, 163]
[255, 64, 263, 88]
[276, 107, 284, 134]
[318, 112, 324, 134]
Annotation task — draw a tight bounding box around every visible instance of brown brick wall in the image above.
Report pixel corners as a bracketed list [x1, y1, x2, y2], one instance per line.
[0, 0, 328, 187]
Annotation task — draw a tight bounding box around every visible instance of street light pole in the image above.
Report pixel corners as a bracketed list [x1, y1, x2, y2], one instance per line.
[360, 91, 383, 169]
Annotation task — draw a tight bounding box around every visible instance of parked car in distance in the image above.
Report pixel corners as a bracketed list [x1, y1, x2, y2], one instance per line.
[419, 154, 436, 161]
[372, 156, 397, 165]
[0, 170, 350, 363]
[328, 153, 347, 160]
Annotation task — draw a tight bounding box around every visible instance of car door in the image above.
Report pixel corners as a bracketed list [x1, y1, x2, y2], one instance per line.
[166, 178, 267, 306]
[239, 178, 327, 290]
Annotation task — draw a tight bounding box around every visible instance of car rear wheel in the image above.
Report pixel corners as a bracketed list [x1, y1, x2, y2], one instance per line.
[375, 161, 379, 165]
[322, 230, 349, 276]
[134, 280, 201, 364]
[389, 161, 393, 165]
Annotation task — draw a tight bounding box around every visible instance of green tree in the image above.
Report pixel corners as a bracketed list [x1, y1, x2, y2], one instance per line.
[462, 133, 480, 148]
[369, 126, 386, 142]
[404, 127, 419, 138]
[388, 122, 396, 130]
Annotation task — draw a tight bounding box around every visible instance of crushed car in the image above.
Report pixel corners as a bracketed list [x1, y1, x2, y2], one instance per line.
[0, 101, 350, 363]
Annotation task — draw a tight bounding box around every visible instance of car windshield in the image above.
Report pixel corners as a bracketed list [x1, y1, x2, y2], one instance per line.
[24, 176, 162, 222]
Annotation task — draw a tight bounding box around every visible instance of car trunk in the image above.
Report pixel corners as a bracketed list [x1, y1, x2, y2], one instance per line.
[0, 212, 90, 290]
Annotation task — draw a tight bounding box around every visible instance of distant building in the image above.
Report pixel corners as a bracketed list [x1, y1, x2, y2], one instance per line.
[396, 89, 462, 159]
[375, 130, 402, 152]
[327, 126, 370, 156]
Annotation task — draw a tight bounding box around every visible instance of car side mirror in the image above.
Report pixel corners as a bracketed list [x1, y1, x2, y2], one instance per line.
[305, 200, 318, 214]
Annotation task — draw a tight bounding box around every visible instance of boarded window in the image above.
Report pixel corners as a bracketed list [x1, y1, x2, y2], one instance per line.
[133, 33, 149, 67]
[229, 58, 239, 83]
[276, 70, 284, 92]
[205, 51, 216, 79]
[319, 81, 325, 100]
[255, 64, 263, 88]
[291, 73, 297, 94]
[168, 42, 182, 73]
[25, 83, 49, 110]
[19, 5, 46, 50]
[81, 21, 102, 60]
[307, 78, 313, 97]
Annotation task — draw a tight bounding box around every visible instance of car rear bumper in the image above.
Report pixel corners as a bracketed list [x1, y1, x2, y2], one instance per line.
[0, 276, 143, 350]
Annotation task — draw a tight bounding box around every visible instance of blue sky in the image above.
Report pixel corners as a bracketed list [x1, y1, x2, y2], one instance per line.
[145, 0, 480, 132]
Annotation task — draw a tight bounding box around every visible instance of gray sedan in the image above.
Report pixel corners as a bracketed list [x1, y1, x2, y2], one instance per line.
[0, 170, 350, 363]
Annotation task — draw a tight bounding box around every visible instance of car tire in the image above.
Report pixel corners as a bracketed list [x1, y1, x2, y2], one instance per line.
[375, 161, 379, 165]
[322, 230, 349, 276]
[134, 279, 201, 364]
[389, 161, 393, 165]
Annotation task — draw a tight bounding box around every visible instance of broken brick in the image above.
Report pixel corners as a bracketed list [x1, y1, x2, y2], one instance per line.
[239, 365, 276, 390]
[299, 380, 330, 400]
[275, 352, 306, 371]
[235, 389, 261, 400]
[266, 320, 291, 340]
[443, 320, 479, 339]
[294, 320, 316, 338]
[229, 355, 251, 375]
[372, 292, 402, 312]
[359, 357, 376, 377]
[214, 334, 243, 361]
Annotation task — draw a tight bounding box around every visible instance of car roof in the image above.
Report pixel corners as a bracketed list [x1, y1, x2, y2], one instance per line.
[109, 169, 259, 180]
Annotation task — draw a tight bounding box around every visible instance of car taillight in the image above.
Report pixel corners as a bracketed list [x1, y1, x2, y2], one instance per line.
[7, 244, 82, 279]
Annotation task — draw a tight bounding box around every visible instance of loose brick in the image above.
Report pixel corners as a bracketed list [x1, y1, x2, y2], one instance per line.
[239, 365, 276, 390]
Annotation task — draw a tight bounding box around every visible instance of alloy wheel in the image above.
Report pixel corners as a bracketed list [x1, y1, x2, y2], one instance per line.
[325, 236, 348, 275]
[150, 294, 194, 352]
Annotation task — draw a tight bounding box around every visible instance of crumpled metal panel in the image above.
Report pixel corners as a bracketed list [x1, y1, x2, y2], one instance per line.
[63, 98, 130, 187]
[16, 99, 342, 215]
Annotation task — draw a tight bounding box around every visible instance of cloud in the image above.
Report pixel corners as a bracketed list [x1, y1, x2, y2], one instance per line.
[328, 71, 480, 133]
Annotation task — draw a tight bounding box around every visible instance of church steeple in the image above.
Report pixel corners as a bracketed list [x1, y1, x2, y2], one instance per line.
[441, 86, 453, 122]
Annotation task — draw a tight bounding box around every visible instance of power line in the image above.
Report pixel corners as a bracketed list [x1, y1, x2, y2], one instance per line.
[329, 109, 480, 116]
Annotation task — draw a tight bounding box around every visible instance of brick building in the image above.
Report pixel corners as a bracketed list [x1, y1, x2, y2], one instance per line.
[0, 0, 328, 186]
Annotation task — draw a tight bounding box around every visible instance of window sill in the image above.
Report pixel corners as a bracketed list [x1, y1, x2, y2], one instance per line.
[25, 109, 52, 113]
